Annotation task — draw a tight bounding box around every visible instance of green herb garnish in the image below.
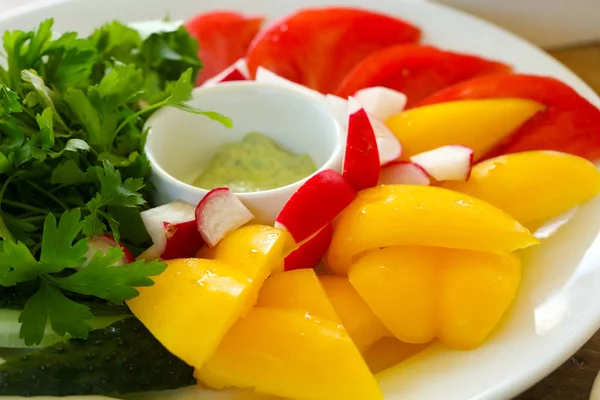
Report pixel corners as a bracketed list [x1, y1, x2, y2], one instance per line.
[0, 18, 230, 345]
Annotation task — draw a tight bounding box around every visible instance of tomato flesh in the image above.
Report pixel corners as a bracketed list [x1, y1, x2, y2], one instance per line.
[335, 44, 511, 107]
[185, 11, 264, 85]
[246, 7, 421, 94]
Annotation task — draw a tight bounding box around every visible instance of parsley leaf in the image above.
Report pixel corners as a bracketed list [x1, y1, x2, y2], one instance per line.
[19, 278, 93, 346]
[83, 162, 145, 240]
[0, 240, 39, 285]
[51, 160, 91, 185]
[40, 209, 87, 270]
[51, 248, 166, 304]
[1, 210, 166, 345]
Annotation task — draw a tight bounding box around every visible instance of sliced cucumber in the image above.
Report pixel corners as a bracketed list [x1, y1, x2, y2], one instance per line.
[0, 318, 196, 396]
[0, 309, 126, 348]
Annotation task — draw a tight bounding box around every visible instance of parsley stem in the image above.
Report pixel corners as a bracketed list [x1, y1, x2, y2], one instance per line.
[25, 180, 69, 211]
[20, 215, 49, 223]
[113, 100, 166, 140]
[1, 199, 48, 213]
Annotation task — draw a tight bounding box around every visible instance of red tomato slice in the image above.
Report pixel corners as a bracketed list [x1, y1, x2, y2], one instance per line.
[185, 11, 264, 85]
[418, 74, 600, 161]
[246, 7, 421, 94]
[335, 44, 511, 107]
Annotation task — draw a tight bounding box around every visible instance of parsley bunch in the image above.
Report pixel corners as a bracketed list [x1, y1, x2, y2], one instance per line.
[0, 19, 230, 345]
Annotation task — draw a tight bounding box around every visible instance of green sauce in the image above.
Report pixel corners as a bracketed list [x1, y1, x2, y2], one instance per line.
[194, 132, 317, 193]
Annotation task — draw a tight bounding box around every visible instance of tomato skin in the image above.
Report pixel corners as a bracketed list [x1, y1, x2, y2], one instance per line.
[246, 7, 421, 94]
[335, 44, 511, 107]
[185, 11, 264, 85]
[418, 74, 600, 161]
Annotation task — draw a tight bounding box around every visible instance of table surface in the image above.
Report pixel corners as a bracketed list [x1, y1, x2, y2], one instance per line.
[2, 0, 600, 398]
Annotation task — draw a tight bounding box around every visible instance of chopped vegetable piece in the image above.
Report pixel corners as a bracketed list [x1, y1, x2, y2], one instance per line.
[417, 74, 600, 161]
[444, 151, 600, 225]
[320, 275, 390, 351]
[195, 188, 255, 247]
[127, 226, 289, 369]
[257, 269, 340, 322]
[327, 185, 538, 275]
[247, 7, 421, 93]
[0, 318, 195, 396]
[284, 224, 333, 271]
[197, 307, 383, 400]
[336, 44, 511, 106]
[349, 246, 522, 349]
[185, 11, 264, 85]
[386, 99, 544, 160]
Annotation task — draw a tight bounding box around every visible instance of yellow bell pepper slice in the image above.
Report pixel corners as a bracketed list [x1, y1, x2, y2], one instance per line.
[257, 269, 340, 322]
[127, 258, 254, 368]
[437, 249, 521, 349]
[349, 246, 521, 349]
[127, 225, 290, 369]
[197, 307, 383, 400]
[320, 275, 390, 351]
[210, 225, 293, 277]
[386, 98, 544, 160]
[350, 247, 437, 343]
[362, 337, 430, 374]
[327, 185, 538, 275]
[444, 151, 600, 225]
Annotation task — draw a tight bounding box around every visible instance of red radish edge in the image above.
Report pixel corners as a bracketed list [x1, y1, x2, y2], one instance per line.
[409, 145, 474, 182]
[202, 59, 250, 86]
[141, 201, 197, 255]
[83, 234, 134, 268]
[275, 169, 356, 243]
[343, 97, 381, 191]
[284, 223, 333, 271]
[325, 95, 402, 166]
[378, 161, 431, 186]
[218, 68, 247, 83]
[195, 187, 255, 247]
[369, 115, 402, 165]
[161, 220, 204, 260]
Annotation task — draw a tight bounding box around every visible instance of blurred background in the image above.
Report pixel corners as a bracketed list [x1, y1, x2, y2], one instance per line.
[3, 0, 598, 92]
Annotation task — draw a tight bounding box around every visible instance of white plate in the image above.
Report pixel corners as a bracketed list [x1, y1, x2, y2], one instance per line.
[2, 1, 600, 399]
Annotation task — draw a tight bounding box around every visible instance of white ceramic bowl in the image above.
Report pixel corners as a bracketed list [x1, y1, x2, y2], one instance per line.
[3, 1, 600, 399]
[144, 81, 344, 223]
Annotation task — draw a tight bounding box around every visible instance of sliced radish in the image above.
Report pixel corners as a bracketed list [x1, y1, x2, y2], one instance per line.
[137, 245, 161, 262]
[343, 97, 380, 191]
[255, 66, 323, 101]
[141, 201, 197, 255]
[202, 59, 250, 87]
[325, 95, 402, 166]
[195, 187, 255, 247]
[378, 161, 431, 186]
[369, 116, 402, 165]
[161, 220, 204, 260]
[82, 234, 135, 269]
[284, 224, 333, 271]
[354, 86, 407, 122]
[410, 145, 474, 181]
[275, 169, 356, 243]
